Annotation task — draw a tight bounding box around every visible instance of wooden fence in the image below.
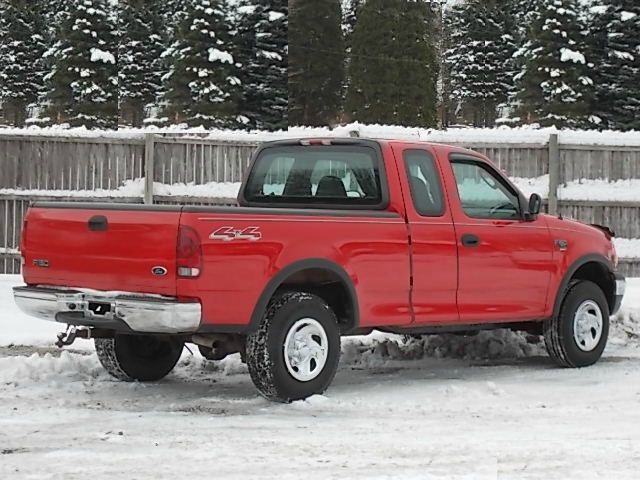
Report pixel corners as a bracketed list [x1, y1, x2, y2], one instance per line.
[1, 193, 639, 276]
[0, 133, 258, 192]
[1, 132, 639, 199]
[1, 132, 640, 275]
[0, 135, 146, 191]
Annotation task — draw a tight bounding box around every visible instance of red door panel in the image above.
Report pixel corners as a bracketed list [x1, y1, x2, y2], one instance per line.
[455, 220, 553, 321]
[441, 154, 554, 323]
[391, 144, 459, 325]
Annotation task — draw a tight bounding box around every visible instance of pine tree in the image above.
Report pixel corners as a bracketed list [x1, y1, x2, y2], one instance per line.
[514, 0, 594, 128]
[44, 0, 118, 128]
[445, 0, 518, 127]
[289, 0, 344, 126]
[345, 0, 439, 127]
[235, 0, 288, 130]
[160, 0, 190, 35]
[589, 0, 640, 130]
[0, 0, 48, 126]
[342, 0, 364, 53]
[161, 0, 239, 127]
[118, 0, 166, 127]
[341, 0, 364, 113]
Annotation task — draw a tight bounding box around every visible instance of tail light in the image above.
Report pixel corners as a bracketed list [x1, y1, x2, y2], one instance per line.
[177, 225, 202, 278]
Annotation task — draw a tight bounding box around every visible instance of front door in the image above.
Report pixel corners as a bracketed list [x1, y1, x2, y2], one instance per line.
[445, 154, 553, 323]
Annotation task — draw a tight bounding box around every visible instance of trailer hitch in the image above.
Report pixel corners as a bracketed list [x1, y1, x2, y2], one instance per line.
[55, 326, 91, 348]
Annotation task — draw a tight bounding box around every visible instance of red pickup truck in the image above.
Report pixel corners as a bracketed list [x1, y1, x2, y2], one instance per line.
[14, 138, 625, 402]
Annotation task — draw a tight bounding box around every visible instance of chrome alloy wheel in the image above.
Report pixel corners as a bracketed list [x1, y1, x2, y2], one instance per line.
[283, 318, 329, 382]
[573, 300, 604, 352]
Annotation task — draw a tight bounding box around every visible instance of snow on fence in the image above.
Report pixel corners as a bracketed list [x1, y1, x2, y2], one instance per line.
[1, 130, 640, 275]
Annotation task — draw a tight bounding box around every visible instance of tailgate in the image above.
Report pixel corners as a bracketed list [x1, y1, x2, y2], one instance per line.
[21, 204, 181, 297]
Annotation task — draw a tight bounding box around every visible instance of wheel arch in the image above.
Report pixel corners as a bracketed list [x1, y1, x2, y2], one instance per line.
[553, 254, 616, 318]
[248, 258, 360, 334]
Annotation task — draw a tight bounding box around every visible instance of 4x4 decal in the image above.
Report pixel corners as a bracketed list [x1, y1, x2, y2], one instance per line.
[209, 226, 262, 242]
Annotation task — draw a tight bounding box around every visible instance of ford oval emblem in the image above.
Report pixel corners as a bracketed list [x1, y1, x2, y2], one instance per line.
[152, 266, 168, 276]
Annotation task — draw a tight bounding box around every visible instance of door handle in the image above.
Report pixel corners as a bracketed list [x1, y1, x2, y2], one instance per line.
[88, 215, 108, 232]
[461, 234, 480, 247]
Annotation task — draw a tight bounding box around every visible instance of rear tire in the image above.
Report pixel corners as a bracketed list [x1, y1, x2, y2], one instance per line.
[95, 334, 184, 381]
[246, 292, 341, 403]
[544, 280, 609, 368]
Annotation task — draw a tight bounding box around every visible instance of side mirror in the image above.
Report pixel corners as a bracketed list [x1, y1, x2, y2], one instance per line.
[527, 193, 542, 218]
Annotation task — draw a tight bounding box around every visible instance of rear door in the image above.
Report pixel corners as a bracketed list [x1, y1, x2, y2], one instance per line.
[443, 154, 553, 322]
[22, 204, 181, 296]
[392, 144, 459, 324]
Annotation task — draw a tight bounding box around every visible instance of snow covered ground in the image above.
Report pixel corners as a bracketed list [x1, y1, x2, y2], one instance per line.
[1, 274, 640, 479]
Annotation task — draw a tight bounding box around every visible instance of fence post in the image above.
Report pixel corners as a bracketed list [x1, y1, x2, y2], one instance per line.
[144, 133, 155, 204]
[548, 133, 559, 215]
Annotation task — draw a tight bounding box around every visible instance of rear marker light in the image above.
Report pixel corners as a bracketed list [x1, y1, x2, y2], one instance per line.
[178, 267, 200, 278]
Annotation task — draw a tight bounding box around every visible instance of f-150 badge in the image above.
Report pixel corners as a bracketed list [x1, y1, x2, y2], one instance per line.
[209, 226, 262, 242]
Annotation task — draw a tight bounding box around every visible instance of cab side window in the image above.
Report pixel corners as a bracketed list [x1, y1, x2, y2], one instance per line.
[451, 159, 520, 220]
[403, 150, 445, 217]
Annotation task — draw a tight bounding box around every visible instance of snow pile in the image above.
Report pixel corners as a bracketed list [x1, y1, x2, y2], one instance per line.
[2, 124, 640, 146]
[0, 179, 240, 200]
[512, 175, 550, 198]
[0, 351, 104, 386]
[346, 315, 640, 369]
[176, 351, 247, 378]
[610, 278, 640, 348]
[557, 178, 640, 202]
[0, 275, 63, 346]
[153, 181, 239, 199]
[513, 176, 640, 202]
[0, 178, 147, 198]
[614, 239, 640, 259]
[342, 330, 545, 368]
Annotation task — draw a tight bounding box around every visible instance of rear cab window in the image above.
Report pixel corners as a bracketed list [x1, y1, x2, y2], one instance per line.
[403, 149, 445, 217]
[242, 143, 388, 209]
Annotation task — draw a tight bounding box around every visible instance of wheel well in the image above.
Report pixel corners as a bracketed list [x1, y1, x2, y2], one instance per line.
[570, 261, 615, 312]
[278, 268, 357, 333]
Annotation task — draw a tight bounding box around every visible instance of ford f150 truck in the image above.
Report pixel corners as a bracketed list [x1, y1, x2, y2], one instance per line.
[14, 138, 626, 402]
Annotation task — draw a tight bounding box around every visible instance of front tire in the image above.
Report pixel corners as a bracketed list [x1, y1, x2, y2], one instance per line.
[246, 292, 341, 402]
[544, 280, 609, 368]
[95, 334, 184, 381]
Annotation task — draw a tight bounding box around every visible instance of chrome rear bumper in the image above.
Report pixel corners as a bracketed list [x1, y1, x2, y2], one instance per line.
[13, 286, 201, 334]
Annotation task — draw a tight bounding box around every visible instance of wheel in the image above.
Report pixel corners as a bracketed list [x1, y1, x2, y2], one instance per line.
[245, 292, 341, 402]
[544, 280, 609, 368]
[95, 334, 184, 381]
